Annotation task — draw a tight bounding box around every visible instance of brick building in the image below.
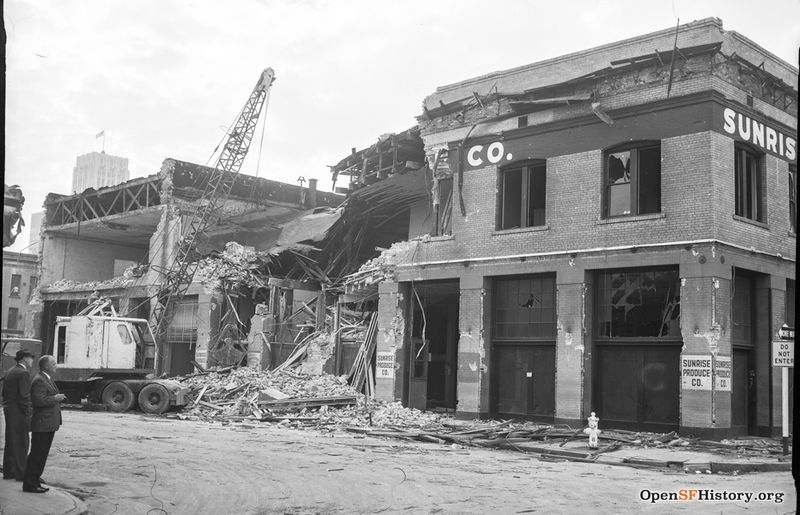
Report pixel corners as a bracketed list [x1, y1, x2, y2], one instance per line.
[1, 251, 39, 337]
[348, 19, 795, 437]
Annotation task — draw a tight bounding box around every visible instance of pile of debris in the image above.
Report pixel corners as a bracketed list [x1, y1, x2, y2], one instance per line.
[193, 243, 268, 290]
[41, 275, 134, 293]
[172, 365, 451, 431]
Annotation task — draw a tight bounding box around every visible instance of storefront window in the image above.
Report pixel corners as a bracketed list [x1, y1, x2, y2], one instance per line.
[494, 275, 555, 339]
[597, 267, 680, 338]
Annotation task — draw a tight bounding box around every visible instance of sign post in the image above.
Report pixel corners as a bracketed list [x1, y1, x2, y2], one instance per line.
[772, 324, 794, 455]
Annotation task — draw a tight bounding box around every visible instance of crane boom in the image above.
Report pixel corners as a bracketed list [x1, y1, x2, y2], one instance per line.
[149, 68, 276, 367]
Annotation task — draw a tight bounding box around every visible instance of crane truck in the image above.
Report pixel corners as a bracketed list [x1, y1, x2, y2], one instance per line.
[48, 68, 276, 414]
[52, 299, 187, 413]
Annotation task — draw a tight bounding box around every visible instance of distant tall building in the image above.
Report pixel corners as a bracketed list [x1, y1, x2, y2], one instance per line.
[72, 151, 130, 193]
[27, 211, 43, 254]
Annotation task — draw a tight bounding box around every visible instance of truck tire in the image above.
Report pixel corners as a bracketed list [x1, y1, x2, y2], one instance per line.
[138, 383, 171, 414]
[101, 381, 136, 412]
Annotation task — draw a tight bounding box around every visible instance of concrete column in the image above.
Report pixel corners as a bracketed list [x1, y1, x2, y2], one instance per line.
[375, 281, 409, 403]
[555, 268, 586, 426]
[145, 206, 180, 286]
[194, 293, 219, 369]
[456, 274, 490, 418]
[679, 256, 732, 436]
[247, 305, 274, 370]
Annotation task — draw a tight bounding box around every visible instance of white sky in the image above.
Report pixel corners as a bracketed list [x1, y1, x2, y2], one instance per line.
[4, 0, 799, 253]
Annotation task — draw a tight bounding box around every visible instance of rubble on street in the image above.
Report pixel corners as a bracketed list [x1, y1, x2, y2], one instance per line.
[164, 364, 791, 472]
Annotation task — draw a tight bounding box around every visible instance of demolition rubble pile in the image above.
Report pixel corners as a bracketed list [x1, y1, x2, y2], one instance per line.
[169, 366, 789, 461]
[40, 264, 144, 293]
[172, 365, 447, 431]
[193, 243, 267, 290]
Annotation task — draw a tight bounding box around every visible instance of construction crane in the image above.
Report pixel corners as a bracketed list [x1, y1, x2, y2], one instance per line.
[149, 67, 276, 371]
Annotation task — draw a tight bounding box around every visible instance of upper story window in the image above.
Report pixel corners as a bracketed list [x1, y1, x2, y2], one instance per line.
[603, 142, 661, 218]
[499, 161, 546, 230]
[435, 177, 453, 236]
[734, 143, 765, 222]
[9, 274, 21, 297]
[789, 165, 797, 233]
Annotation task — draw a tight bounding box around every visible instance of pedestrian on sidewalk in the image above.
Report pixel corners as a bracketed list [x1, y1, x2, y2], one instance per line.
[22, 355, 66, 493]
[2, 349, 34, 482]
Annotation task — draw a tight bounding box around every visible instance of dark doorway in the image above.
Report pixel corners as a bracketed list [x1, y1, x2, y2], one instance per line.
[732, 270, 757, 435]
[169, 343, 194, 376]
[491, 274, 556, 421]
[594, 345, 680, 431]
[407, 281, 459, 411]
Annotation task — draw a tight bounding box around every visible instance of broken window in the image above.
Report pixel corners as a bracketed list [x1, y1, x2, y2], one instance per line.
[604, 143, 661, 217]
[494, 275, 556, 339]
[9, 274, 21, 298]
[436, 177, 453, 236]
[790, 165, 797, 233]
[734, 143, 764, 222]
[499, 161, 546, 230]
[596, 267, 680, 338]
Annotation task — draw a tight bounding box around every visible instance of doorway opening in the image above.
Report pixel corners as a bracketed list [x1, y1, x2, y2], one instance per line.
[406, 280, 459, 412]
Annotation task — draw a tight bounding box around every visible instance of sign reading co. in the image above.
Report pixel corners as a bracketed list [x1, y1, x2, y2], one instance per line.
[466, 141, 515, 169]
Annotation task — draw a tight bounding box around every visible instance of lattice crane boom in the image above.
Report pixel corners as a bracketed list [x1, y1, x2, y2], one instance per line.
[149, 68, 276, 364]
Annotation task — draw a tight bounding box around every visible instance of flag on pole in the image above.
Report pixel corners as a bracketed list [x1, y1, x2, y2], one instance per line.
[95, 130, 105, 139]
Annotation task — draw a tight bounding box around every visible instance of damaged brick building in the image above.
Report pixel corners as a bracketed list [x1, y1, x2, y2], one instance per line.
[35, 158, 343, 376]
[341, 19, 796, 437]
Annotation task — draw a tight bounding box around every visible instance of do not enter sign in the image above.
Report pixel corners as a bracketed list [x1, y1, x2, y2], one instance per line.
[772, 340, 794, 367]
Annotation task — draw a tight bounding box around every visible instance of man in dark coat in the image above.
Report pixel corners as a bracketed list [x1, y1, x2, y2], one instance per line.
[2, 349, 34, 481]
[22, 355, 65, 493]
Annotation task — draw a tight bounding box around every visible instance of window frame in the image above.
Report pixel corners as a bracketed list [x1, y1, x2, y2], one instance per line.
[492, 273, 557, 343]
[7, 307, 20, 330]
[602, 141, 662, 219]
[497, 160, 547, 231]
[734, 142, 765, 222]
[9, 274, 22, 298]
[594, 266, 681, 343]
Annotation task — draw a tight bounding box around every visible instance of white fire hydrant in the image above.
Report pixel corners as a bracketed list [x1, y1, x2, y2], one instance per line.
[584, 412, 601, 449]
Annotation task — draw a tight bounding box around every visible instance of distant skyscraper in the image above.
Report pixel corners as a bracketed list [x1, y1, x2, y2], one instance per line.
[27, 212, 43, 254]
[71, 151, 130, 193]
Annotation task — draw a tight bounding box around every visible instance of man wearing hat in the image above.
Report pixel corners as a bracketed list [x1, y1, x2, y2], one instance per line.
[2, 349, 34, 482]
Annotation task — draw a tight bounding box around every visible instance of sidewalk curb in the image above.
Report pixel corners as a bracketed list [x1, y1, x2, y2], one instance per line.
[0, 484, 89, 515]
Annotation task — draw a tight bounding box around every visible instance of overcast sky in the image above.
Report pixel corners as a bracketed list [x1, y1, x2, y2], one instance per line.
[4, 0, 799, 252]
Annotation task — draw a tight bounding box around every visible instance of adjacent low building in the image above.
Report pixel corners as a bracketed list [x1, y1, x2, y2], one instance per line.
[346, 18, 795, 437]
[1, 250, 39, 337]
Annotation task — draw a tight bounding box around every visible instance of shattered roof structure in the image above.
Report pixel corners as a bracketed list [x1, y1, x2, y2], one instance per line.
[43, 158, 343, 251]
[421, 18, 797, 117]
[330, 126, 426, 191]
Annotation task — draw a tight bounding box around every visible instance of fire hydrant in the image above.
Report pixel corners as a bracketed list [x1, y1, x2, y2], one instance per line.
[584, 412, 601, 449]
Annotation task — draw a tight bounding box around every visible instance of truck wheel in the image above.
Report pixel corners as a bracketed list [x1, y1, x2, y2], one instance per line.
[101, 382, 135, 412]
[138, 383, 171, 414]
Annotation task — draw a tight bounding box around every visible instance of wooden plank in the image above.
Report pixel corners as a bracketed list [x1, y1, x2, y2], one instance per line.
[257, 395, 358, 410]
